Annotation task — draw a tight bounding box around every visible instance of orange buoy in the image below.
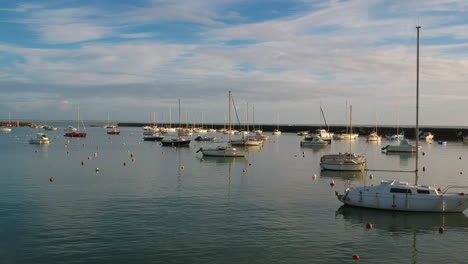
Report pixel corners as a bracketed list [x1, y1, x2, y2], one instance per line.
[81, 161, 85, 166]
[49, 177, 54, 182]
[352, 254, 360, 260]
[366, 223, 373, 229]
[35, 150, 38, 153]
[87, 156, 91, 160]
[438, 227, 445, 233]
[132, 157, 136, 162]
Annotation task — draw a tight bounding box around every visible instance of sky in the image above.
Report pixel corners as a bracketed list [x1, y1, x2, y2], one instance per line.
[0, 0, 467, 126]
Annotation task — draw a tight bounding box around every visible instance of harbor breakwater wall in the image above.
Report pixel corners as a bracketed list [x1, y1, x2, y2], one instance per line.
[118, 123, 468, 141]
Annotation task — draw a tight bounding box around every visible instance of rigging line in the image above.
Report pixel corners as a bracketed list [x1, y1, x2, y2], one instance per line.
[231, 96, 242, 129]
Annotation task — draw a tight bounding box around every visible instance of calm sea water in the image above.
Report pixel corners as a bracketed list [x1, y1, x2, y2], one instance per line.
[1, 126, 468, 263]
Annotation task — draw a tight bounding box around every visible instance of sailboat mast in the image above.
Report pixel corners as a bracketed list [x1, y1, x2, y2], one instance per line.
[246, 102, 249, 132]
[171, 107, 174, 128]
[415, 26, 421, 184]
[349, 105, 352, 152]
[228, 91, 232, 142]
[178, 99, 181, 128]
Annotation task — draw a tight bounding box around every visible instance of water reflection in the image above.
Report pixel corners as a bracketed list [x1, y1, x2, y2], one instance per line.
[337, 205, 468, 232]
[384, 152, 416, 166]
[320, 170, 365, 181]
[300, 144, 328, 153]
[197, 155, 247, 164]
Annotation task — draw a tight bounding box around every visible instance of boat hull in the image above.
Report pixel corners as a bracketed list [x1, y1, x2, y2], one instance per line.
[230, 140, 263, 146]
[384, 145, 421, 152]
[201, 148, 246, 157]
[144, 136, 164, 141]
[64, 132, 87, 137]
[321, 162, 365, 171]
[29, 139, 50, 144]
[340, 193, 468, 213]
[161, 139, 191, 147]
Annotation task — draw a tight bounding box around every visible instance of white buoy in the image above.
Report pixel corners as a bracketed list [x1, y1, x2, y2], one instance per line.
[369, 174, 374, 179]
[312, 174, 317, 180]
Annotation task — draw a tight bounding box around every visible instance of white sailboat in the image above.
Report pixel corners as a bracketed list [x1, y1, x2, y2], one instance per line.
[0, 112, 12, 132]
[272, 113, 281, 135]
[367, 109, 381, 142]
[198, 91, 246, 157]
[230, 101, 263, 147]
[320, 105, 366, 171]
[336, 26, 468, 212]
[161, 99, 191, 147]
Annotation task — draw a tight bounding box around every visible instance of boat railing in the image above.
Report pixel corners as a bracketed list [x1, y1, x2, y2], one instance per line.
[441, 185, 468, 194]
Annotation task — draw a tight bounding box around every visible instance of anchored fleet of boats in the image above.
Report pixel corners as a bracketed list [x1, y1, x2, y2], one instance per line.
[3, 27, 468, 216]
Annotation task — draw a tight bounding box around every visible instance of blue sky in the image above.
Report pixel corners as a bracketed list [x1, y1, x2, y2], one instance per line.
[1, 0, 468, 125]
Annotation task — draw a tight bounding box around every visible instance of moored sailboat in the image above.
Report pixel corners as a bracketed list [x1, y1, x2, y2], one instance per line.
[199, 91, 246, 157]
[336, 26, 468, 212]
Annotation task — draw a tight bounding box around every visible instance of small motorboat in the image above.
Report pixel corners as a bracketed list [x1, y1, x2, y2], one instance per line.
[44, 125, 58, 131]
[438, 141, 447, 145]
[161, 137, 191, 147]
[382, 139, 421, 153]
[143, 134, 165, 141]
[301, 135, 328, 147]
[29, 133, 50, 144]
[194, 135, 217, 142]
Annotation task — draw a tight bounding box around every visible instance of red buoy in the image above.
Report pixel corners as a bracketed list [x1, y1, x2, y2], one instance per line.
[366, 223, 373, 229]
[352, 254, 360, 260]
[35, 150, 38, 153]
[49, 177, 54, 182]
[439, 227, 445, 233]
